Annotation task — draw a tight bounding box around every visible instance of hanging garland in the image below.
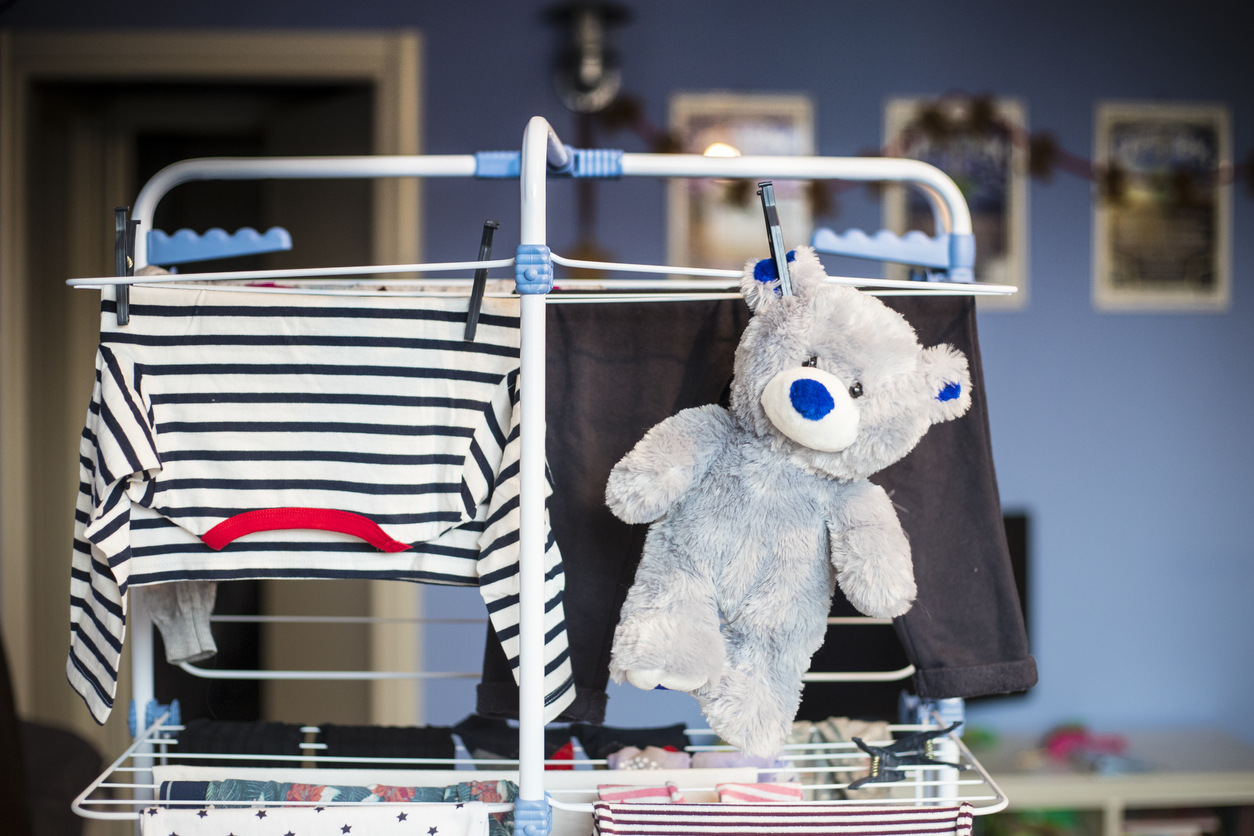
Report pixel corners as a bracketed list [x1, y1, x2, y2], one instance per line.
[591, 91, 1252, 218]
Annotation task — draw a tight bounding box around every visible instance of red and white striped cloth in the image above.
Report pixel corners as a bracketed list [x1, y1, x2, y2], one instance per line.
[593, 801, 975, 836]
[716, 782, 805, 803]
[599, 783, 687, 803]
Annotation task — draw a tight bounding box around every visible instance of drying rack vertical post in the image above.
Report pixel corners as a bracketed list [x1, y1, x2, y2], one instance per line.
[512, 116, 565, 836]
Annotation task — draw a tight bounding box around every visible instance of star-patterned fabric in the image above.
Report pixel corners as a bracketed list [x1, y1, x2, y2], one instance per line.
[139, 800, 489, 836]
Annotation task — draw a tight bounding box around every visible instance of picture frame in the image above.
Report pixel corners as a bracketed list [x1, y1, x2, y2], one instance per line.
[1092, 102, 1231, 312]
[667, 93, 814, 271]
[883, 96, 1029, 310]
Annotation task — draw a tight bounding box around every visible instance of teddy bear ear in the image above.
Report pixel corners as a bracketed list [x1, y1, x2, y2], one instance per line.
[920, 343, 973, 424]
[740, 246, 829, 312]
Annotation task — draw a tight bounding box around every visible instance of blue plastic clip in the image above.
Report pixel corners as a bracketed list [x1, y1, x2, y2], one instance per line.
[128, 698, 181, 738]
[514, 797, 553, 836]
[515, 244, 554, 295]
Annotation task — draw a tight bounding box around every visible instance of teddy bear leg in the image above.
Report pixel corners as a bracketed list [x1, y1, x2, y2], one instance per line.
[609, 529, 726, 694]
[696, 594, 831, 758]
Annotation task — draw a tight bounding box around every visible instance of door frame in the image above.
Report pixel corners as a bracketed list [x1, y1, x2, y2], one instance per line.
[0, 29, 425, 741]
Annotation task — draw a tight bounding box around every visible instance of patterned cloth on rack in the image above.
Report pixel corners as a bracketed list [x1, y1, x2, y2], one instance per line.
[606, 746, 691, 770]
[592, 801, 975, 836]
[140, 799, 491, 836]
[787, 718, 896, 800]
[68, 286, 573, 725]
[158, 779, 515, 836]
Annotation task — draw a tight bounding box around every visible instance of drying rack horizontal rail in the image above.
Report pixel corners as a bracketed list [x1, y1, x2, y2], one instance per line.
[178, 662, 479, 680]
[66, 252, 1016, 295]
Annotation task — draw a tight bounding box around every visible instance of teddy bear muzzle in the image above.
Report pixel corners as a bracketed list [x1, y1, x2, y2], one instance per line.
[760, 366, 860, 452]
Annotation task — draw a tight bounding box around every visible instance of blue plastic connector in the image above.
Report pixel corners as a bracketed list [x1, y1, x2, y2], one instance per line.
[948, 233, 976, 283]
[570, 147, 623, 178]
[514, 798, 553, 836]
[474, 148, 623, 179]
[515, 244, 554, 294]
[475, 151, 522, 179]
[128, 698, 181, 738]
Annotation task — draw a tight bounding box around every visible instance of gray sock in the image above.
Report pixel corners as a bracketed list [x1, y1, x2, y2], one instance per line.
[145, 582, 218, 664]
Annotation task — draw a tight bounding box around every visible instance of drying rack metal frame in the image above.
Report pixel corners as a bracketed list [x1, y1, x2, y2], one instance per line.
[68, 115, 1013, 830]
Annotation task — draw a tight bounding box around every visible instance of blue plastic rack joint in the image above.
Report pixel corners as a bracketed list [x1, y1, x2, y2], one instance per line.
[476, 147, 623, 180]
[514, 797, 553, 836]
[514, 244, 554, 294]
[810, 227, 976, 283]
[128, 698, 180, 738]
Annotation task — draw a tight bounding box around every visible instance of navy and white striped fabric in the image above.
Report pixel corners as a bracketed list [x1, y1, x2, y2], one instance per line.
[69, 286, 573, 724]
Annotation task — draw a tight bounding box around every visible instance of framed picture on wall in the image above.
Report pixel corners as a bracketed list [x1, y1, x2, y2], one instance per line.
[882, 96, 1029, 310]
[1093, 102, 1231, 312]
[667, 93, 814, 271]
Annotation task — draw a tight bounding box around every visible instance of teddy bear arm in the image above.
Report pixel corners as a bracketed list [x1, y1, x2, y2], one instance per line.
[605, 404, 736, 524]
[827, 482, 917, 619]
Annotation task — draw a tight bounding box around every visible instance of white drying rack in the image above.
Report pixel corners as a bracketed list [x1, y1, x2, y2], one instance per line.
[68, 116, 1012, 831]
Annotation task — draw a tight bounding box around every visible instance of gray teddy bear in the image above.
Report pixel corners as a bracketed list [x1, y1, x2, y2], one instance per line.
[605, 246, 972, 756]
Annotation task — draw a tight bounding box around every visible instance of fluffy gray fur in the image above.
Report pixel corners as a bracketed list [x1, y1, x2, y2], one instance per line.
[605, 247, 972, 757]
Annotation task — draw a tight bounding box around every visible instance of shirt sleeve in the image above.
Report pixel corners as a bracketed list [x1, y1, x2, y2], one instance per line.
[475, 371, 575, 723]
[68, 345, 162, 724]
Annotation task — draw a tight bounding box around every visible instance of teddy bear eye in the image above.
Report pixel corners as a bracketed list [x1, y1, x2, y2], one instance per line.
[849, 382, 864, 399]
[801, 355, 818, 367]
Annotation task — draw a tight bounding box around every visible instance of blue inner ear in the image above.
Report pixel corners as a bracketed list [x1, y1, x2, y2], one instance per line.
[937, 382, 961, 402]
[752, 250, 798, 283]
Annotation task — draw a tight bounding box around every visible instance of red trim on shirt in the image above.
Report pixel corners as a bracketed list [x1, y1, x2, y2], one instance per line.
[202, 508, 412, 553]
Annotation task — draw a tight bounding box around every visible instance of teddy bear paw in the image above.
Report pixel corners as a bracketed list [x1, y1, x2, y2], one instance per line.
[624, 667, 711, 692]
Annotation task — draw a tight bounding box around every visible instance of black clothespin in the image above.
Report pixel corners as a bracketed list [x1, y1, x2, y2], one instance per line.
[846, 721, 967, 789]
[464, 220, 500, 341]
[113, 206, 140, 326]
[757, 181, 793, 297]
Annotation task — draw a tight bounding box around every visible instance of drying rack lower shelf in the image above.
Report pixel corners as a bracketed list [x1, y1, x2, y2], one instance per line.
[74, 711, 1009, 832]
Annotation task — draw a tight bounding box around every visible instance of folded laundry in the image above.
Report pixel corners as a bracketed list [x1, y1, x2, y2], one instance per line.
[452, 715, 571, 763]
[571, 723, 690, 760]
[714, 782, 804, 803]
[320, 724, 455, 769]
[690, 751, 788, 783]
[140, 799, 491, 836]
[606, 746, 690, 771]
[598, 783, 686, 803]
[175, 720, 304, 769]
[157, 779, 516, 836]
[787, 717, 897, 800]
[592, 801, 975, 836]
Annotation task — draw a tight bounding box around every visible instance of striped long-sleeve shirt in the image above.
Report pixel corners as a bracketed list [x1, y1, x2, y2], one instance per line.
[69, 286, 573, 724]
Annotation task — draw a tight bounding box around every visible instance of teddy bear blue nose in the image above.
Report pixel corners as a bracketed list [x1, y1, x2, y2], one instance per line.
[789, 378, 835, 421]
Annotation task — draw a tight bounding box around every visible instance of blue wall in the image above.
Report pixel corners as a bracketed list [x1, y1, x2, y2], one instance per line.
[8, 0, 1251, 741]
